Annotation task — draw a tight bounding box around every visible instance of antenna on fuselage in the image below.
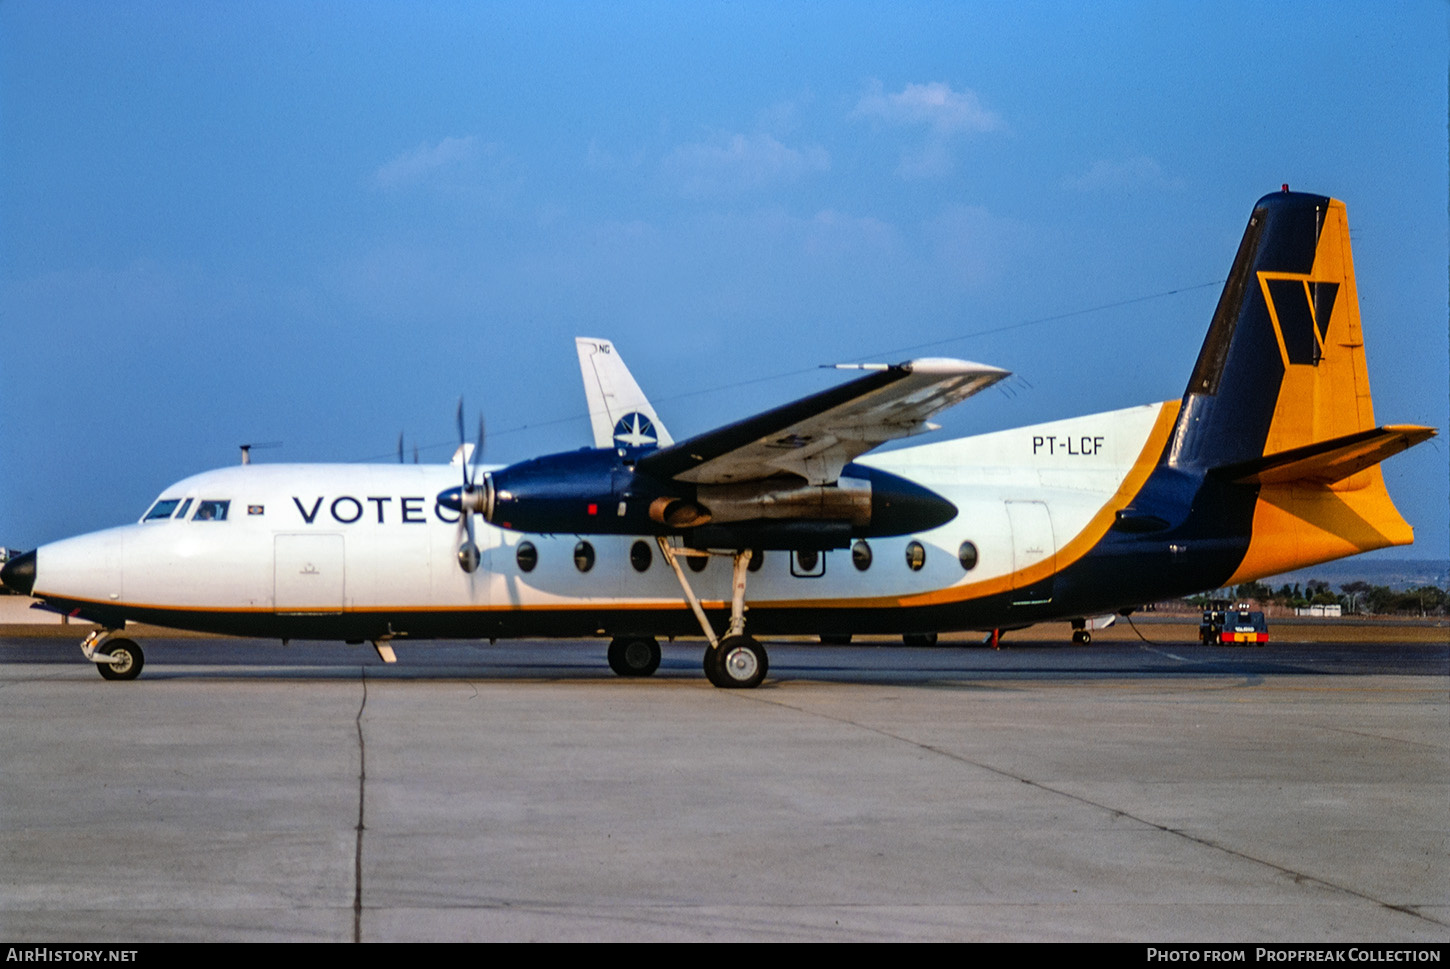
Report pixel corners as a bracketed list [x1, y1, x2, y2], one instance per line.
[239, 442, 282, 465]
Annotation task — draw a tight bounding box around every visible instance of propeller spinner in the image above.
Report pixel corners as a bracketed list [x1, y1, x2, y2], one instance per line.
[439, 400, 489, 573]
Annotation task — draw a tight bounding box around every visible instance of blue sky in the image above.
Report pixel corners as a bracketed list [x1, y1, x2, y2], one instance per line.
[3, 1, 1446, 562]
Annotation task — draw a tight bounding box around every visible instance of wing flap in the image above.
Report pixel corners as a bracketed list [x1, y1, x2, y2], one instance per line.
[637, 358, 1008, 486]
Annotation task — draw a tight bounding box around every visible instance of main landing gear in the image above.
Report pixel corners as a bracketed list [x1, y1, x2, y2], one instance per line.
[82, 630, 144, 681]
[656, 539, 768, 689]
[607, 636, 662, 677]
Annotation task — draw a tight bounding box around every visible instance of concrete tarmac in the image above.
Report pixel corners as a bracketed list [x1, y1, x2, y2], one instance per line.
[1, 634, 1446, 942]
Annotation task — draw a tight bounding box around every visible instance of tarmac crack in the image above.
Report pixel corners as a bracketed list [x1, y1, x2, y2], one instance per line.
[743, 691, 1449, 931]
[353, 667, 369, 944]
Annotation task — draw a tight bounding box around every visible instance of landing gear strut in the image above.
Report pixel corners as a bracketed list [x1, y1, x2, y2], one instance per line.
[82, 630, 144, 681]
[657, 539, 768, 689]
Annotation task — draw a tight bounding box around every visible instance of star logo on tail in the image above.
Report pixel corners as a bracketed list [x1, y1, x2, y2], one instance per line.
[613, 412, 658, 448]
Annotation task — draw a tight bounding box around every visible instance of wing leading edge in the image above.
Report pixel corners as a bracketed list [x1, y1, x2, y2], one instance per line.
[637, 358, 1009, 487]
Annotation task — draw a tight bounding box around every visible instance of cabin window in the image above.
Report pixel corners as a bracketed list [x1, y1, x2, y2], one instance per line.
[794, 548, 819, 573]
[630, 540, 652, 573]
[851, 540, 872, 571]
[516, 541, 538, 573]
[905, 541, 926, 571]
[686, 553, 708, 573]
[193, 500, 230, 522]
[143, 498, 182, 522]
[958, 541, 979, 571]
[573, 541, 595, 573]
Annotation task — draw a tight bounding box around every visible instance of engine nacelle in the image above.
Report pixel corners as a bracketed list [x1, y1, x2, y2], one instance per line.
[437, 449, 957, 543]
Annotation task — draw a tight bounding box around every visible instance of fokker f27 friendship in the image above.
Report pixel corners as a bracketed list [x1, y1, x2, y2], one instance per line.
[2, 191, 1435, 687]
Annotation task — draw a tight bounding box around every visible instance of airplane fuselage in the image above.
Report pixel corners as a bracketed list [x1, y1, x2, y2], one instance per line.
[20, 399, 1257, 642]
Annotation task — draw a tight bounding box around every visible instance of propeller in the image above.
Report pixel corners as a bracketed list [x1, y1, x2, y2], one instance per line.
[451, 398, 487, 573]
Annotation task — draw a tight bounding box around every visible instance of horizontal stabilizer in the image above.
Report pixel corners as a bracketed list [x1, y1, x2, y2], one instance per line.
[1214, 424, 1436, 486]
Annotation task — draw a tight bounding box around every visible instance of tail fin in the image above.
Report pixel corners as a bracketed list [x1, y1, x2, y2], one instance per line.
[1171, 190, 1385, 468]
[1167, 191, 1434, 577]
[575, 337, 673, 450]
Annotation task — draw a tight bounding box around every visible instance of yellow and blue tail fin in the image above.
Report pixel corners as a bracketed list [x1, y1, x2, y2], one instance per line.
[1165, 190, 1434, 578]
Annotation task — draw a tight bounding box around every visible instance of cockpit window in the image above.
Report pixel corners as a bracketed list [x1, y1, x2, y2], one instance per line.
[192, 500, 230, 522]
[175, 497, 193, 520]
[143, 499, 183, 521]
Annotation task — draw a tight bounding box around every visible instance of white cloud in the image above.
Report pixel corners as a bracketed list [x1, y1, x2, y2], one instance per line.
[372, 135, 484, 189]
[661, 131, 829, 196]
[853, 80, 1002, 135]
[1064, 155, 1184, 192]
[896, 141, 956, 180]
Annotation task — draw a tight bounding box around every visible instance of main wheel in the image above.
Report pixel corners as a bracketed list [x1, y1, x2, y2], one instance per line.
[1072, 629, 1091, 645]
[96, 638, 144, 681]
[902, 632, 938, 647]
[607, 637, 661, 677]
[704, 636, 767, 689]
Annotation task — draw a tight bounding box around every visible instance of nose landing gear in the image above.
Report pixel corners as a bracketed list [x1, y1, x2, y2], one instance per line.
[82, 630, 145, 681]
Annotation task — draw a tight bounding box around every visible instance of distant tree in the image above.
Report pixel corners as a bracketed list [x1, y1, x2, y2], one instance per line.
[1235, 581, 1272, 603]
[1340, 580, 1373, 614]
[1362, 585, 1398, 615]
[1395, 585, 1447, 617]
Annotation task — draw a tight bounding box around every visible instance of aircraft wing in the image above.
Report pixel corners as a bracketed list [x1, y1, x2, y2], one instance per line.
[636, 358, 1009, 486]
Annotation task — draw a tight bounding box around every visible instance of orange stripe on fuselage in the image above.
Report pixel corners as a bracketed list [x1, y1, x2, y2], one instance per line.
[767, 398, 1183, 610]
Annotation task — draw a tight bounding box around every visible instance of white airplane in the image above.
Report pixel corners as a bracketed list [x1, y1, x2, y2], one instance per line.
[2, 190, 1434, 687]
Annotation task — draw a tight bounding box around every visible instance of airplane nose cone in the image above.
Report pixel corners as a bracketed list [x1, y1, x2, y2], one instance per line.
[1, 549, 36, 596]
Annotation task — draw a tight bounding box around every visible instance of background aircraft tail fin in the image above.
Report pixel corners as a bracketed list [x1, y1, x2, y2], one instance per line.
[575, 337, 674, 450]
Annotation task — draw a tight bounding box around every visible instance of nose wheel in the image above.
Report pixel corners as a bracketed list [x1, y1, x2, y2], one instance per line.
[85, 634, 144, 681]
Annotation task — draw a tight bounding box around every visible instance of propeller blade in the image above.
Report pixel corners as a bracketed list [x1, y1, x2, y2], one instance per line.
[449, 397, 485, 573]
[397, 432, 405, 464]
[471, 414, 486, 486]
[456, 398, 469, 491]
[457, 505, 481, 573]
